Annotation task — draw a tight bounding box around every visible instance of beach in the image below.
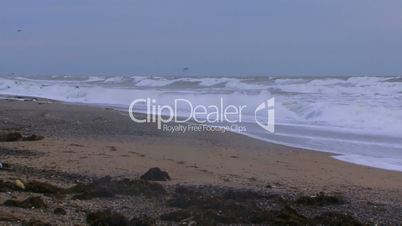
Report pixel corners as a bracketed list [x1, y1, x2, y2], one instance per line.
[2, 1, 402, 224]
[0, 97, 401, 225]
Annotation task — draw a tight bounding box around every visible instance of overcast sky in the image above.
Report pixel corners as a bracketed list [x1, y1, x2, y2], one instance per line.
[1, 0, 402, 76]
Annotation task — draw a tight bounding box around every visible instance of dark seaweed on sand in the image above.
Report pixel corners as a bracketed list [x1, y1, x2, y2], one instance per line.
[160, 186, 363, 225]
[69, 176, 167, 199]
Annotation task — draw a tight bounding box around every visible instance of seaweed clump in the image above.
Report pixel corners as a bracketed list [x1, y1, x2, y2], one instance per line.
[160, 186, 362, 225]
[69, 176, 166, 200]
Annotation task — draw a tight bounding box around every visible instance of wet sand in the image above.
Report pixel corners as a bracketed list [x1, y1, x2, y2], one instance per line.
[0, 97, 401, 225]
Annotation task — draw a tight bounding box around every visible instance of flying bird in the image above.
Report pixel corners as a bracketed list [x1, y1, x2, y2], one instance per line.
[182, 67, 189, 72]
[17, 29, 22, 32]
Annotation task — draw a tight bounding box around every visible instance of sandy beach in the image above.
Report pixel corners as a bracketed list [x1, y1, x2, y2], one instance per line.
[0, 97, 401, 225]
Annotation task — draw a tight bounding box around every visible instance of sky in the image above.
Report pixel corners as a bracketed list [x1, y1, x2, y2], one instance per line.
[1, 0, 402, 77]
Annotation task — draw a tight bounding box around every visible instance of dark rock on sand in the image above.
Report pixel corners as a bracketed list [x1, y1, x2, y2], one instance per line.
[53, 207, 67, 215]
[70, 176, 166, 200]
[22, 219, 52, 226]
[140, 167, 170, 181]
[296, 192, 344, 206]
[4, 196, 48, 209]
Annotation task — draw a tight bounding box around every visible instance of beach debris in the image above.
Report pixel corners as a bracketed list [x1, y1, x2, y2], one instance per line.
[140, 167, 171, 181]
[22, 219, 52, 226]
[4, 196, 48, 209]
[53, 207, 67, 215]
[0, 132, 44, 142]
[296, 192, 344, 206]
[69, 176, 166, 200]
[15, 179, 25, 190]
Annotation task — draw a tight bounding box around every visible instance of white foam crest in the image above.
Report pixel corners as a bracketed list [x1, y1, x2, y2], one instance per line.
[85, 76, 106, 83]
[278, 99, 402, 135]
[103, 76, 125, 83]
[134, 77, 177, 87]
[198, 78, 230, 86]
[224, 79, 265, 90]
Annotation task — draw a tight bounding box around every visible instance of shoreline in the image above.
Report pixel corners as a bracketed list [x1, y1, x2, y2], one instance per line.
[0, 97, 401, 224]
[1, 96, 401, 189]
[2, 94, 401, 173]
[1, 95, 402, 179]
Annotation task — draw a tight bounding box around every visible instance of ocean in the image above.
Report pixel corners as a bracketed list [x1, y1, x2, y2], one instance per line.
[1, 75, 401, 172]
